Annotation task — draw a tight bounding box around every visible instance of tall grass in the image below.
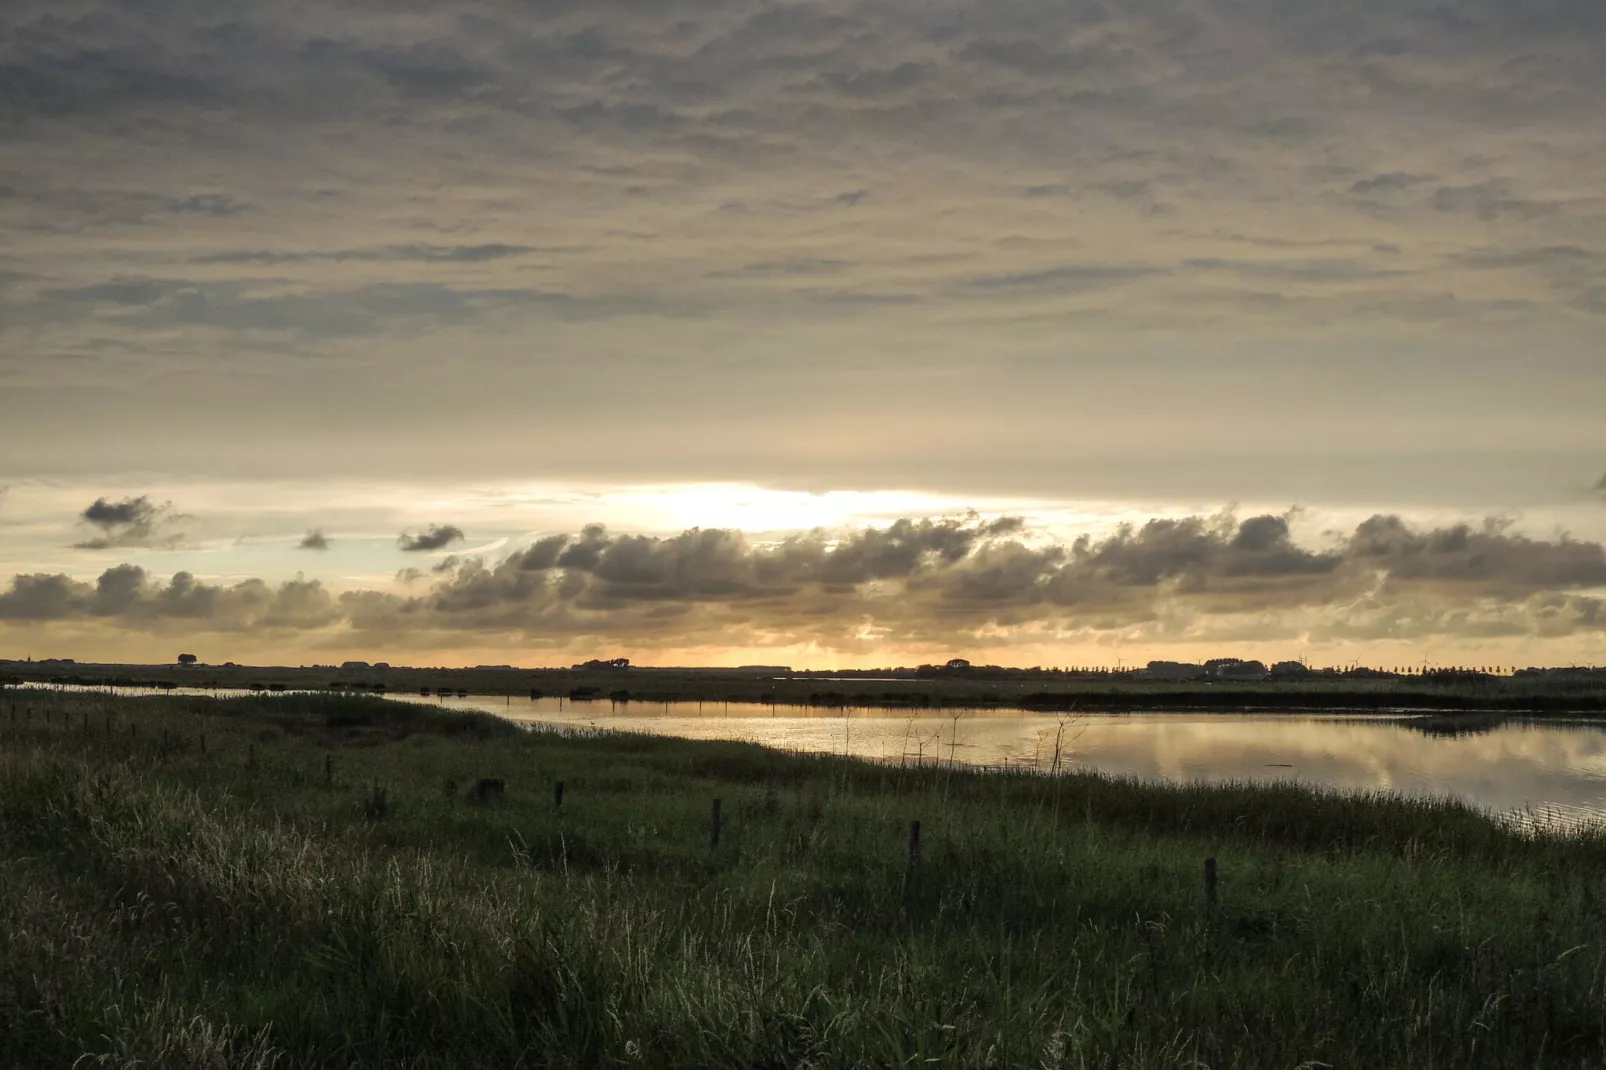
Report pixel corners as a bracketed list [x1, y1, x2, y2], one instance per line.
[2, 690, 1606, 1067]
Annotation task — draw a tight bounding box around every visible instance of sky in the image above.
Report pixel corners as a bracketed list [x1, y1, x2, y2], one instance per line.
[1, 0, 1604, 668]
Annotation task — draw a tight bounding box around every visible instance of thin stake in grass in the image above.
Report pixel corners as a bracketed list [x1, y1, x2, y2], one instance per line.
[711, 797, 722, 850]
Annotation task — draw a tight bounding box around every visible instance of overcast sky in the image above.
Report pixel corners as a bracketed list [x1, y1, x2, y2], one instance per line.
[1, 0, 1603, 667]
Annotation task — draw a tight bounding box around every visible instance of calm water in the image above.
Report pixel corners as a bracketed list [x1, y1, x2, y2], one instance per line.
[21, 685, 1606, 826]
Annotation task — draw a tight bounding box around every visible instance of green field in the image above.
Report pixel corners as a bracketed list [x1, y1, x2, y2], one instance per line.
[3, 690, 1606, 1067]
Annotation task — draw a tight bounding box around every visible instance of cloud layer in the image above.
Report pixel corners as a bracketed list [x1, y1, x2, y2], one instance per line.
[5, 513, 1604, 660]
[0, 0, 1602, 501]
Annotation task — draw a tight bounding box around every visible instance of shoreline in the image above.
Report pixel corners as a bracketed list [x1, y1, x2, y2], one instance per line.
[8, 663, 1606, 718]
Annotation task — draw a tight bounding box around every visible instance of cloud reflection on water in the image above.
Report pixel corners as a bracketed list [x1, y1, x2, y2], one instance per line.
[485, 698, 1606, 822]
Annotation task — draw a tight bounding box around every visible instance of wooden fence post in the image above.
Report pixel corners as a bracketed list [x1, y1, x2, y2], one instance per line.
[909, 819, 922, 865]
[555, 779, 566, 809]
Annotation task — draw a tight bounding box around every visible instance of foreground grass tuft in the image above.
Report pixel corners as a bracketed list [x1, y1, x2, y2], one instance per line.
[3, 690, 1606, 1067]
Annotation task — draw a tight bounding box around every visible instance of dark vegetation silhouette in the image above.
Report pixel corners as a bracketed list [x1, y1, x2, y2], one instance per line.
[1, 688, 1603, 1067]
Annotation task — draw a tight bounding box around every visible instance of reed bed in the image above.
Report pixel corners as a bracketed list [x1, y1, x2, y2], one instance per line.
[2, 690, 1605, 1068]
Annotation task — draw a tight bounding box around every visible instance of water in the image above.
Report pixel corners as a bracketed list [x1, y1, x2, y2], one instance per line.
[423, 694, 1606, 827]
[18, 684, 1606, 826]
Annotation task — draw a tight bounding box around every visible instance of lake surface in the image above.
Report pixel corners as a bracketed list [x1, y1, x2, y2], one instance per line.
[433, 693, 1606, 827]
[21, 684, 1606, 827]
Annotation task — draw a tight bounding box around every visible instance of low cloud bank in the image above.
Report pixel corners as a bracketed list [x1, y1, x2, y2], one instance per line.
[3, 513, 1605, 652]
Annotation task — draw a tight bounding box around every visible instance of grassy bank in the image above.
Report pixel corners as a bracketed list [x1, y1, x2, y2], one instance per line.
[10, 661, 1606, 716]
[3, 691, 1605, 1068]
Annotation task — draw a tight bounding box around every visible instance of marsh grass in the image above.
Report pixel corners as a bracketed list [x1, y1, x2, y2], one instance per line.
[3, 690, 1606, 1067]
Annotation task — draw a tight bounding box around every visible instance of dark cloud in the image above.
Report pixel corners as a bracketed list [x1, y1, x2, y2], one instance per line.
[1349, 172, 1429, 196]
[820, 62, 930, 98]
[168, 194, 246, 216]
[707, 258, 852, 280]
[82, 497, 155, 527]
[1097, 180, 1153, 201]
[1432, 181, 1557, 221]
[0, 566, 339, 629]
[960, 263, 1161, 294]
[296, 37, 492, 101]
[0, 573, 82, 620]
[374, 513, 1606, 647]
[1457, 246, 1599, 271]
[516, 534, 570, 571]
[1245, 116, 1322, 142]
[1184, 258, 1407, 284]
[298, 529, 329, 551]
[1346, 516, 1606, 594]
[0, 44, 228, 122]
[2, 0, 1605, 505]
[25, 277, 688, 336]
[194, 244, 537, 265]
[804, 290, 923, 306]
[74, 495, 184, 550]
[8, 513, 1606, 649]
[397, 524, 464, 552]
